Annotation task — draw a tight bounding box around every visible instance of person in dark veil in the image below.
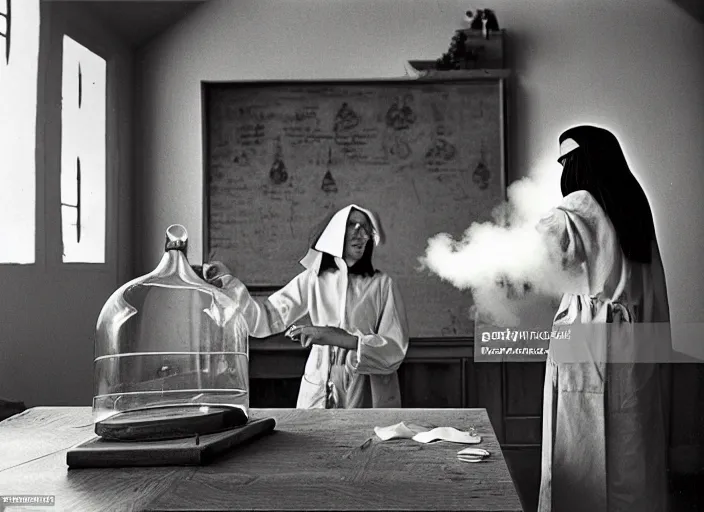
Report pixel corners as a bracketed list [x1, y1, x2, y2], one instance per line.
[536, 125, 672, 512]
[558, 125, 659, 265]
[203, 204, 409, 409]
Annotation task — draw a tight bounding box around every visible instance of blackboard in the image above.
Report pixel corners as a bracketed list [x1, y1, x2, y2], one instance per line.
[203, 76, 507, 338]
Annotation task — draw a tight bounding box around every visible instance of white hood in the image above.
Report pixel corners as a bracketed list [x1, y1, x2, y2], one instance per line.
[299, 204, 384, 270]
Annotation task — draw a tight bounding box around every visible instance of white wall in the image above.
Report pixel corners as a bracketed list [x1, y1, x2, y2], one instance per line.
[135, 0, 704, 335]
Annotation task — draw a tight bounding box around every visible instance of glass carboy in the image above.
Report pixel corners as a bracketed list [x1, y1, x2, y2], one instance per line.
[92, 224, 250, 437]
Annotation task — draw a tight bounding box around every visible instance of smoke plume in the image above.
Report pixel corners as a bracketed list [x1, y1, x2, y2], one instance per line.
[419, 163, 569, 327]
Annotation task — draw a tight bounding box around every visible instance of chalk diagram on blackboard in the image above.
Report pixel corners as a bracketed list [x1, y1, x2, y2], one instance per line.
[269, 136, 288, 185]
[321, 147, 338, 194]
[472, 142, 491, 190]
[385, 94, 417, 130]
[333, 102, 374, 161]
[233, 148, 255, 167]
[333, 102, 361, 133]
[382, 94, 418, 161]
[425, 132, 458, 168]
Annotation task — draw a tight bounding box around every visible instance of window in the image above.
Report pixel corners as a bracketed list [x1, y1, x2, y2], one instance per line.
[60, 35, 106, 263]
[0, 0, 40, 264]
[0, 0, 11, 64]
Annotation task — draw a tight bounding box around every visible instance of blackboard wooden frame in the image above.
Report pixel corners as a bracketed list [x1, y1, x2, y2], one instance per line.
[200, 71, 510, 335]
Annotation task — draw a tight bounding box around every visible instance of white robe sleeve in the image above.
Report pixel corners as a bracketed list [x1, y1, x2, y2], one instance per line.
[537, 207, 587, 285]
[220, 271, 310, 338]
[536, 191, 616, 297]
[536, 190, 628, 312]
[349, 276, 409, 375]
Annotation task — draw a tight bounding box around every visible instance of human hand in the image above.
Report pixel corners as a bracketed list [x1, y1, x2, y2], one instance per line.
[202, 261, 234, 288]
[285, 325, 356, 350]
[285, 325, 325, 348]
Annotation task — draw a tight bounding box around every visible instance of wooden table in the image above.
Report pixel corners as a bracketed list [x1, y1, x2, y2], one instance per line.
[0, 407, 522, 511]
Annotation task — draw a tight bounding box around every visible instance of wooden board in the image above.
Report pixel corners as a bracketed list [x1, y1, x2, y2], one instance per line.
[203, 78, 507, 338]
[66, 417, 276, 468]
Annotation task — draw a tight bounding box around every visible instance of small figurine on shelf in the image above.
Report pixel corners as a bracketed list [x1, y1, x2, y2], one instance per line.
[464, 9, 484, 30]
[481, 9, 500, 39]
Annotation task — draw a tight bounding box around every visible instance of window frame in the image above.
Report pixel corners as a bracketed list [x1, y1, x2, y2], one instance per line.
[42, 2, 119, 274]
[59, 33, 108, 265]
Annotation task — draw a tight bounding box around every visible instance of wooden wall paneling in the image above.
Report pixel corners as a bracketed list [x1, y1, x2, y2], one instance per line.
[466, 359, 505, 443]
[502, 447, 542, 512]
[504, 417, 543, 446]
[405, 338, 474, 360]
[398, 358, 464, 408]
[249, 378, 300, 408]
[503, 362, 545, 446]
[669, 362, 704, 475]
[249, 335, 309, 408]
[504, 362, 545, 416]
[249, 349, 308, 379]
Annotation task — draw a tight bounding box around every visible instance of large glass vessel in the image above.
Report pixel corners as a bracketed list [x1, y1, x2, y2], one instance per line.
[92, 225, 250, 435]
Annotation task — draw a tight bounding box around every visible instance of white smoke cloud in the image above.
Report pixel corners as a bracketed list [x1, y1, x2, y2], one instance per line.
[419, 162, 570, 328]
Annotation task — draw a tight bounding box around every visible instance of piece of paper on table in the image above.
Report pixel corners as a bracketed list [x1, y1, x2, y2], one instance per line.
[374, 422, 432, 441]
[374, 423, 481, 444]
[412, 427, 482, 444]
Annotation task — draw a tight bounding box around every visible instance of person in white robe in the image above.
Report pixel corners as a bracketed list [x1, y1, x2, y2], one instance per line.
[203, 204, 409, 409]
[536, 125, 671, 512]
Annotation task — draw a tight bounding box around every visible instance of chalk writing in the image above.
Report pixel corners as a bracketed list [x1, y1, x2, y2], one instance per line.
[333, 127, 377, 161]
[235, 105, 276, 122]
[473, 161, 490, 189]
[282, 107, 323, 147]
[238, 123, 266, 147]
[286, 132, 335, 147]
[356, 154, 391, 166]
[334, 131, 377, 148]
[288, 106, 320, 123]
[426, 166, 465, 175]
